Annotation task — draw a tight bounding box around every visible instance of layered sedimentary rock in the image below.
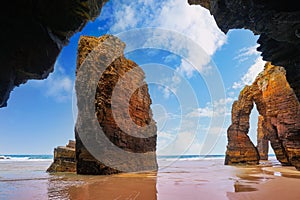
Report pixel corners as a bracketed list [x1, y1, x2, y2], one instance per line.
[188, 0, 300, 101]
[75, 35, 157, 175]
[47, 140, 76, 173]
[257, 116, 268, 160]
[225, 86, 260, 165]
[225, 63, 300, 169]
[0, 0, 108, 107]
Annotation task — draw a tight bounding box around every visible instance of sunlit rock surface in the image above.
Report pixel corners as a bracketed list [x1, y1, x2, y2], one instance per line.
[75, 35, 157, 175]
[257, 116, 268, 160]
[225, 85, 260, 165]
[47, 140, 76, 173]
[225, 63, 300, 170]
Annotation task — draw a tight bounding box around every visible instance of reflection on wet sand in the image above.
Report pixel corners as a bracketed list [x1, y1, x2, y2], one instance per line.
[45, 158, 300, 200]
[227, 160, 300, 200]
[69, 173, 157, 200]
[2, 158, 300, 199]
[47, 172, 157, 200]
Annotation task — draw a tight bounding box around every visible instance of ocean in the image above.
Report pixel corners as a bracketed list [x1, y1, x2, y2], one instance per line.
[0, 155, 53, 161]
[1, 154, 225, 161]
[1, 154, 300, 200]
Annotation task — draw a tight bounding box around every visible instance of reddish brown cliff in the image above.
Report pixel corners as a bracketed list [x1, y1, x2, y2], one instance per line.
[75, 35, 157, 175]
[257, 116, 268, 160]
[225, 63, 300, 169]
[225, 85, 260, 165]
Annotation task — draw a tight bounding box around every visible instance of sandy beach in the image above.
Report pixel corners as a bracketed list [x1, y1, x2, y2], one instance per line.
[1, 157, 300, 200]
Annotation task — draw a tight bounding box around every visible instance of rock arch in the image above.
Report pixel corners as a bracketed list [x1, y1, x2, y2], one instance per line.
[225, 63, 300, 169]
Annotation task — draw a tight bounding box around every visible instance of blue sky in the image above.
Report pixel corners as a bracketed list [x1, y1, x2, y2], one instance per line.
[0, 0, 268, 155]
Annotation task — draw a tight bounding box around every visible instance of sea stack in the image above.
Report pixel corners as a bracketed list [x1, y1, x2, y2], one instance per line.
[75, 35, 157, 175]
[47, 140, 76, 173]
[225, 62, 300, 170]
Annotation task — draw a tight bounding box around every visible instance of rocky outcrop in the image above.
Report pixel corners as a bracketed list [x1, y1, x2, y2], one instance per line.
[47, 140, 76, 173]
[75, 35, 157, 175]
[188, 0, 300, 102]
[225, 86, 260, 165]
[225, 63, 300, 169]
[257, 116, 268, 160]
[0, 0, 108, 107]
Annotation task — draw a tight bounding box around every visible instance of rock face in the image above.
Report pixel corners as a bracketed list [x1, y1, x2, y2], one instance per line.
[0, 0, 108, 107]
[188, 0, 300, 102]
[257, 116, 268, 160]
[225, 86, 260, 165]
[47, 140, 76, 173]
[225, 63, 300, 169]
[75, 35, 157, 175]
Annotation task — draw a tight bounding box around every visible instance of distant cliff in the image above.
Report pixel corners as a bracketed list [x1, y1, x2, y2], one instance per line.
[225, 63, 300, 170]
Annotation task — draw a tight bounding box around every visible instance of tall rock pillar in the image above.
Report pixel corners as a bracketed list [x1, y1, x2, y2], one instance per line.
[75, 35, 157, 175]
[257, 116, 269, 160]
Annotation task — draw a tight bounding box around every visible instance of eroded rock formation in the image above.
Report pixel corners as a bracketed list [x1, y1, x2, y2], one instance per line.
[75, 35, 157, 175]
[225, 86, 260, 165]
[189, 0, 300, 102]
[0, 0, 108, 107]
[257, 116, 268, 160]
[47, 140, 76, 173]
[225, 63, 300, 169]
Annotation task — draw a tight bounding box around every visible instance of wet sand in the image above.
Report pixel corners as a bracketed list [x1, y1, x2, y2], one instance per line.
[1, 158, 300, 199]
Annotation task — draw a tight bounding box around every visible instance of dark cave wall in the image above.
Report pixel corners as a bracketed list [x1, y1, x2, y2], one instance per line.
[189, 0, 300, 101]
[1, 0, 300, 107]
[0, 0, 108, 107]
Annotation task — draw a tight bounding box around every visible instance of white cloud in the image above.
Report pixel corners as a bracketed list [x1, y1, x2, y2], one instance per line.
[234, 44, 260, 63]
[152, 0, 226, 56]
[232, 44, 265, 89]
[175, 59, 195, 78]
[158, 130, 201, 155]
[45, 75, 72, 101]
[110, 5, 139, 32]
[232, 82, 243, 90]
[202, 126, 227, 136]
[156, 97, 231, 155]
[232, 57, 265, 89]
[187, 97, 233, 118]
[163, 54, 178, 63]
[158, 85, 176, 99]
[188, 107, 214, 118]
[157, 130, 177, 151]
[106, 0, 227, 100]
[106, 0, 226, 66]
[29, 62, 73, 102]
[158, 72, 183, 99]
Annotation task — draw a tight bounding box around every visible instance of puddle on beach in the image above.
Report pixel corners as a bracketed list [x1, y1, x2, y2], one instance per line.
[229, 159, 300, 194]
